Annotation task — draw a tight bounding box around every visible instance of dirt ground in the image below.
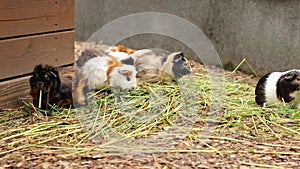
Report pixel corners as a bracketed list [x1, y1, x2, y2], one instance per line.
[1, 131, 299, 169]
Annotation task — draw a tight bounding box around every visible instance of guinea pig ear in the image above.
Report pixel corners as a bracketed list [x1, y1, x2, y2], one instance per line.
[283, 72, 296, 81]
[48, 68, 58, 78]
[31, 64, 43, 77]
[51, 70, 57, 77]
[173, 52, 184, 63]
[118, 70, 132, 76]
[121, 57, 135, 65]
[33, 64, 43, 72]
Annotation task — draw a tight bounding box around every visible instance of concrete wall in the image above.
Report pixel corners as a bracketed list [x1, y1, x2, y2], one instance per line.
[75, 0, 300, 75]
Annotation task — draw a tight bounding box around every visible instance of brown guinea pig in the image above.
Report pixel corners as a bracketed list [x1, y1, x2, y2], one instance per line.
[29, 64, 73, 110]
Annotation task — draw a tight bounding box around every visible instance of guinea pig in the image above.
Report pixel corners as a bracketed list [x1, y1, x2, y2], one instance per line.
[107, 45, 136, 55]
[73, 56, 138, 105]
[76, 45, 136, 67]
[106, 45, 136, 65]
[255, 69, 300, 108]
[109, 64, 137, 93]
[130, 49, 191, 82]
[29, 64, 73, 110]
[76, 49, 99, 67]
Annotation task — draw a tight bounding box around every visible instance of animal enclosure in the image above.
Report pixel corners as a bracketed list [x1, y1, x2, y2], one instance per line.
[0, 0, 74, 108]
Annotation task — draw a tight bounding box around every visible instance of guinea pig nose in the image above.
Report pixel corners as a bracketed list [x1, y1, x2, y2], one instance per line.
[37, 82, 44, 87]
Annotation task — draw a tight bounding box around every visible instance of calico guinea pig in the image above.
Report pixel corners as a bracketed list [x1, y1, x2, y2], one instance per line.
[130, 49, 191, 82]
[76, 50, 99, 67]
[107, 45, 136, 65]
[29, 64, 73, 110]
[76, 45, 136, 67]
[107, 45, 136, 55]
[73, 56, 137, 105]
[255, 69, 300, 108]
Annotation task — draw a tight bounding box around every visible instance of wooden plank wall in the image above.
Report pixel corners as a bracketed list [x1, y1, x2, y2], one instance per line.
[0, 0, 74, 109]
[0, 0, 74, 38]
[0, 76, 32, 108]
[0, 31, 74, 80]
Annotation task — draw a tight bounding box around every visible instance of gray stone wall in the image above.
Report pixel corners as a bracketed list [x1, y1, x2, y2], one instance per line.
[75, 0, 300, 75]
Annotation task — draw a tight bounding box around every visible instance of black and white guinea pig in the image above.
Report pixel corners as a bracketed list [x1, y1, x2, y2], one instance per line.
[255, 69, 300, 108]
[129, 49, 191, 82]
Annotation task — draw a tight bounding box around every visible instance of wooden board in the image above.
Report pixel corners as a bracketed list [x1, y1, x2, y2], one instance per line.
[0, 0, 74, 39]
[0, 76, 32, 109]
[0, 31, 74, 80]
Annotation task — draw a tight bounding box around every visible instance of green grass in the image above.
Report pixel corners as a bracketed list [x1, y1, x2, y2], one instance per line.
[0, 63, 299, 158]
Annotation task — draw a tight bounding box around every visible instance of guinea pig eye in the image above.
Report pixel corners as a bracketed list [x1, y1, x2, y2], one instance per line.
[284, 74, 294, 81]
[33, 73, 39, 78]
[127, 77, 131, 81]
[183, 62, 191, 70]
[45, 74, 49, 80]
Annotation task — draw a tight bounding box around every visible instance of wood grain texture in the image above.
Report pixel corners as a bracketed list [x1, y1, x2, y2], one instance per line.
[0, 0, 74, 38]
[0, 31, 74, 80]
[0, 76, 32, 109]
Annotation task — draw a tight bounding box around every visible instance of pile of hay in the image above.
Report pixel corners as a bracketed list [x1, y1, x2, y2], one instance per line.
[0, 42, 299, 168]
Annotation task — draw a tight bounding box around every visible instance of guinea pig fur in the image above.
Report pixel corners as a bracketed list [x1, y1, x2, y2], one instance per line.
[29, 64, 73, 110]
[107, 51, 135, 65]
[73, 56, 137, 105]
[109, 64, 137, 93]
[131, 49, 191, 82]
[161, 51, 192, 79]
[76, 47, 136, 68]
[255, 69, 300, 108]
[107, 45, 136, 55]
[76, 49, 99, 67]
